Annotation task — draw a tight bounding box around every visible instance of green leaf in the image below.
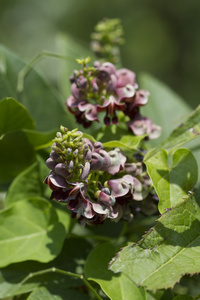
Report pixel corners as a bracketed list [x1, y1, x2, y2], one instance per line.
[139, 73, 191, 143]
[5, 157, 50, 207]
[27, 286, 89, 300]
[144, 105, 200, 161]
[27, 287, 56, 300]
[102, 134, 146, 150]
[0, 97, 35, 135]
[85, 243, 146, 300]
[145, 148, 198, 214]
[0, 197, 65, 267]
[109, 195, 200, 290]
[0, 44, 76, 131]
[56, 33, 95, 98]
[0, 238, 92, 298]
[22, 129, 56, 149]
[172, 295, 193, 300]
[0, 130, 35, 184]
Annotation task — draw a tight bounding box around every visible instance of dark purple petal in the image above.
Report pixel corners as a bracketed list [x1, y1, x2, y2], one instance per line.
[46, 158, 57, 170]
[80, 161, 90, 180]
[54, 163, 70, 177]
[71, 83, 85, 100]
[48, 173, 68, 189]
[116, 68, 136, 87]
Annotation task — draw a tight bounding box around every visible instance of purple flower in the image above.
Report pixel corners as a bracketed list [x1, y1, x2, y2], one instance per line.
[65, 60, 161, 139]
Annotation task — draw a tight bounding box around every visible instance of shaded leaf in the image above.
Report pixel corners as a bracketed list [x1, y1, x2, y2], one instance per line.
[0, 97, 35, 135]
[0, 238, 92, 298]
[110, 195, 200, 290]
[0, 130, 35, 185]
[145, 148, 198, 213]
[85, 243, 146, 300]
[0, 197, 65, 267]
[172, 295, 193, 300]
[144, 105, 200, 161]
[0, 44, 76, 131]
[139, 73, 191, 143]
[27, 285, 89, 300]
[5, 157, 50, 207]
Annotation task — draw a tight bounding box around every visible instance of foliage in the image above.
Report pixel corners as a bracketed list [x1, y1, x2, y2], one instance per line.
[0, 19, 200, 300]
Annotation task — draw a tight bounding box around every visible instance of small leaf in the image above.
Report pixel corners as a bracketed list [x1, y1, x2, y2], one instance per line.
[145, 148, 198, 213]
[145, 105, 200, 161]
[102, 134, 146, 150]
[0, 97, 35, 135]
[110, 195, 200, 290]
[85, 243, 146, 300]
[0, 197, 65, 267]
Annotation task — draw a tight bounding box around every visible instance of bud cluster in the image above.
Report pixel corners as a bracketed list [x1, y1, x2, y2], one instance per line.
[66, 60, 161, 139]
[44, 127, 155, 226]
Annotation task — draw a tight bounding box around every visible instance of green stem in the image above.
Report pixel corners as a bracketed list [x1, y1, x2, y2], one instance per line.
[17, 50, 75, 92]
[19, 267, 103, 300]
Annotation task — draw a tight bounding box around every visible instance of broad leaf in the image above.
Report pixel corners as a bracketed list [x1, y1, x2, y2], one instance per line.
[139, 73, 191, 143]
[85, 243, 146, 300]
[0, 197, 65, 267]
[0, 238, 92, 298]
[110, 194, 200, 290]
[145, 148, 198, 213]
[144, 105, 200, 161]
[0, 130, 35, 185]
[0, 44, 76, 131]
[0, 97, 35, 135]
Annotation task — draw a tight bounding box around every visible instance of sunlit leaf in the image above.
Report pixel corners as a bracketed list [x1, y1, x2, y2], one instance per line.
[110, 194, 200, 290]
[145, 148, 198, 213]
[0, 197, 65, 267]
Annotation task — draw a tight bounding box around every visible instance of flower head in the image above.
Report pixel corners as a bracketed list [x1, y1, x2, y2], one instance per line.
[44, 127, 155, 225]
[66, 60, 161, 139]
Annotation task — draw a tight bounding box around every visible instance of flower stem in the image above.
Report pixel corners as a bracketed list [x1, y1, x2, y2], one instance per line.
[17, 50, 75, 92]
[19, 267, 103, 300]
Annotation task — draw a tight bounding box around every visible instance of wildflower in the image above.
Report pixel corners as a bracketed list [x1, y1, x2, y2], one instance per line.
[66, 60, 161, 139]
[44, 127, 154, 225]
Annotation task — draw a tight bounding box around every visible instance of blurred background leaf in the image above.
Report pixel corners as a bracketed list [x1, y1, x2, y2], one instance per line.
[0, 0, 199, 109]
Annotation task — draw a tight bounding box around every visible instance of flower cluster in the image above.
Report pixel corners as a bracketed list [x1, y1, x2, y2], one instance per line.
[44, 127, 154, 226]
[66, 60, 161, 139]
